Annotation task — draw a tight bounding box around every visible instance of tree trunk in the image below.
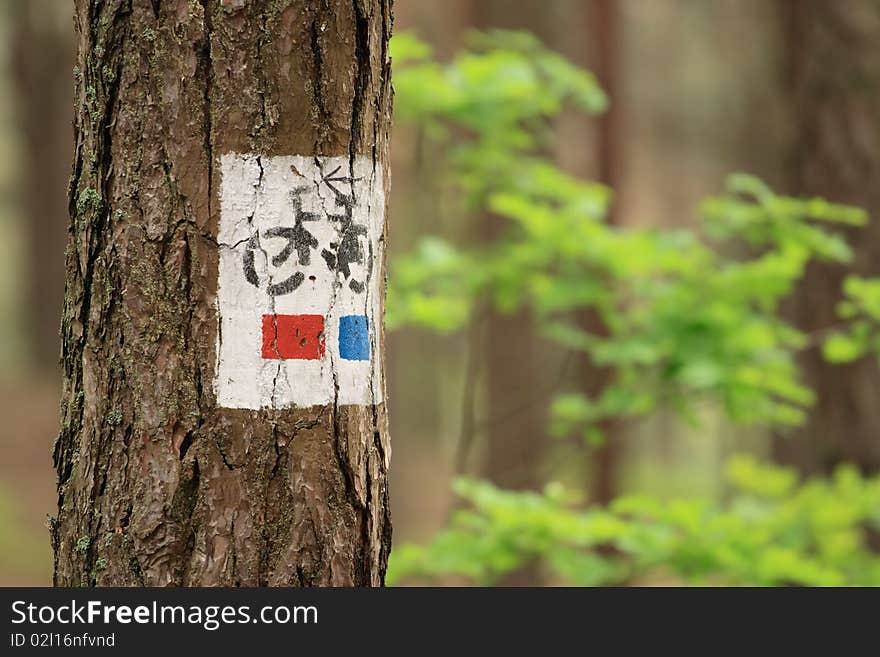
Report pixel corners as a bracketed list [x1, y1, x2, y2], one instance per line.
[53, 0, 392, 587]
[774, 0, 880, 474]
[473, 0, 551, 494]
[582, 0, 622, 505]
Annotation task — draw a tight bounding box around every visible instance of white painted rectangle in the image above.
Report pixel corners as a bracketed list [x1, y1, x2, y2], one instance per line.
[214, 153, 385, 409]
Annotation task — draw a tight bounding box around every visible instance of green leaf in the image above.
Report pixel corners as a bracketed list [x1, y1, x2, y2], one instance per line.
[823, 332, 866, 364]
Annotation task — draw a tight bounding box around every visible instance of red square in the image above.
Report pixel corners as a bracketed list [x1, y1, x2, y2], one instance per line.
[262, 314, 326, 360]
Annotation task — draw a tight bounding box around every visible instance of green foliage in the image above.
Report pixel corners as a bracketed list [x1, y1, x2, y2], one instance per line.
[387, 238, 477, 333]
[387, 32, 879, 588]
[388, 31, 869, 440]
[388, 29, 608, 333]
[823, 276, 880, 364]
[388, 456, 880, 586]
[391, 30, 607, 156]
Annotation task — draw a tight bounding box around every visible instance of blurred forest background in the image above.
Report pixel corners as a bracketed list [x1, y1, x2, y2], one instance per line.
[3, 0, 880, 586]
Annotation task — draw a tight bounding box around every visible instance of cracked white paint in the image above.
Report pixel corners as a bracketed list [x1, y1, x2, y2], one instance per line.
[215, 153, 384, 409]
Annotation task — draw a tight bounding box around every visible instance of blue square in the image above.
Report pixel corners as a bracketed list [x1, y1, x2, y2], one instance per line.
[339, 315, 370, 361]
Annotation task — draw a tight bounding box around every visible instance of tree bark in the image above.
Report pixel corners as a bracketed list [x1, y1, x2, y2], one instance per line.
[774, 0, 880, 474]
[53, 0, 392, 587]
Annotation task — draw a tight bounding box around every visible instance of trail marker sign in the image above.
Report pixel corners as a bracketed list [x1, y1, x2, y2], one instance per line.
[215, 153, 384, 409]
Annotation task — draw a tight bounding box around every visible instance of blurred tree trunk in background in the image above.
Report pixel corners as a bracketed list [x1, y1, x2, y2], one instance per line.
[472, 0, 551, 493]
[776, 0, 880, 473]
[553, 0, 624, 505]
[464, 0, 625, 503]
[465, 0, 570, 586]
[9, 1, 73, 373]
[581, 0, 622, 505]
[53, 0, 392, 586]
[386, 0, 467, 540]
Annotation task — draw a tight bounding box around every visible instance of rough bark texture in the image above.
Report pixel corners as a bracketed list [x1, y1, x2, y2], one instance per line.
[53, 0, 392, 587]
[775, 0, 880, 474]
